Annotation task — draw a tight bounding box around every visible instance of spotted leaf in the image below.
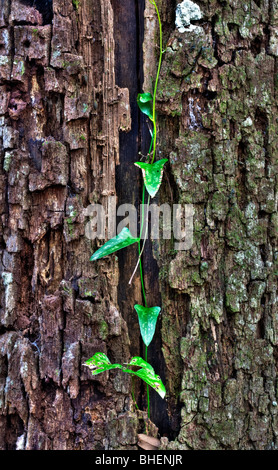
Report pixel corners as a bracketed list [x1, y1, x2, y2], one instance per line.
[123, 356, 165, 399]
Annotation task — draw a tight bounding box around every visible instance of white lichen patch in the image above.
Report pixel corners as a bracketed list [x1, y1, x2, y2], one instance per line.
[175, 0, 203, 33]
[242, 116, 253, 128]
[269, 28, 278, 56]
[0, 55, 10, 66]
[16, 433, 26, 450]
[1, 272, 16, 324]
[1, 271, 13, 286]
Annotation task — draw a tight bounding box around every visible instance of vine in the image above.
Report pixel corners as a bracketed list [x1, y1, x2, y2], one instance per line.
[84, 0, 166, 420]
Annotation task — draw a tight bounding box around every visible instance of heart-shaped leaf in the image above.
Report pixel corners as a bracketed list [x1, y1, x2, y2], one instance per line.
[134, 305, 161, 346]
[90, 227, 139, 261]
[137, 93, 153, 121]
[134, 159, 168, 198]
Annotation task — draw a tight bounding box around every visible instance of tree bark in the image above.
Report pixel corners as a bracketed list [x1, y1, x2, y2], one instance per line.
[0, 0, 277, 451]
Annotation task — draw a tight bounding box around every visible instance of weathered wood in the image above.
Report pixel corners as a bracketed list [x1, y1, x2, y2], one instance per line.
[0, 0, 138, 450]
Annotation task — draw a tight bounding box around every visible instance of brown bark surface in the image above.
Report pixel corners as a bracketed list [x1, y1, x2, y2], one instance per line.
[0, 0, 277, 450]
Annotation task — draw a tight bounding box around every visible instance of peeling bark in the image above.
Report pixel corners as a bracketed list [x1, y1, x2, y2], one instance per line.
[0, 0, 141, 451]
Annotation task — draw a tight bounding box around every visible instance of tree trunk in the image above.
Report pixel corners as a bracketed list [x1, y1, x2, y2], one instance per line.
[0, 0, 277, 451]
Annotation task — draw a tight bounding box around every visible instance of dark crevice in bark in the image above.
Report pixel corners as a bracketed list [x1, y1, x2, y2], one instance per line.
[237, 140, 248, 211]
[28, 138, 42, 171]
[4, 413, 25, 450]
[44, 92, 65, 142]
[112, 0, 141, 360]
[17, 0, 53, 25]
[112, 0, 171, 436]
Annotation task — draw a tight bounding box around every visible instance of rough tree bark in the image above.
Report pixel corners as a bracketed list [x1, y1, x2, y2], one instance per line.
[0, 0, 277, 450]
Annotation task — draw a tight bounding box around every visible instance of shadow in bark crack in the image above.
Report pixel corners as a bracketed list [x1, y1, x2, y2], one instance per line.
[112, 0, 172, 438]
[18, 0, 53, 25]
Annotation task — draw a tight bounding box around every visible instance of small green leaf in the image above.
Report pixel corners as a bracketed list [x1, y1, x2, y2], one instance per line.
[134, 159, 168, 198]
[134, 305, 161, 346]
[90, 227, 139, 261]
[137, 93, 153, 121]
[83, 352, 123, 375]
[84, 352, 110, 368]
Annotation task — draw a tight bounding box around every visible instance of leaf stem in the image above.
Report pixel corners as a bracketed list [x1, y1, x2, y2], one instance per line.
[131, 376, 140, 410]
[132, 1, 163, 288]
[128, 194, 150, 286]
[145, 345, 150, 419]
[136, 129, 154, 300]
[139, 184, 147, 307]
[150, 0, 163, 164]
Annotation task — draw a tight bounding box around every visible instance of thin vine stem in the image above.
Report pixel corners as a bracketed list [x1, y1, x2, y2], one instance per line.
[145, 344, 150, 418]
[137, 130, 154, 306]
[150, 0, 163, 164]
[131, 377, 140, 410]
[128, 193, 150, 286]
[139, 185, 147, 307]
[144, 0, 163, 420]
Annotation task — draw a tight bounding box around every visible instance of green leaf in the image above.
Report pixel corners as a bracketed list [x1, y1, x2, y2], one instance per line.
[83, 352, 123, 375]
[134, 305, 161, 346]
[84, 352, 110, 368]
[137, 93, 153, 121]
[90, 227, 139, 261]
[134, 159, 168, 198]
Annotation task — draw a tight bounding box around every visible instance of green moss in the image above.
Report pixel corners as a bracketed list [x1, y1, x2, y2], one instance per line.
[66, 210, 77, 237]
[99, 320, 109, 340]
[191, 270, 203, 286]
[72, 0, 80, 9]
